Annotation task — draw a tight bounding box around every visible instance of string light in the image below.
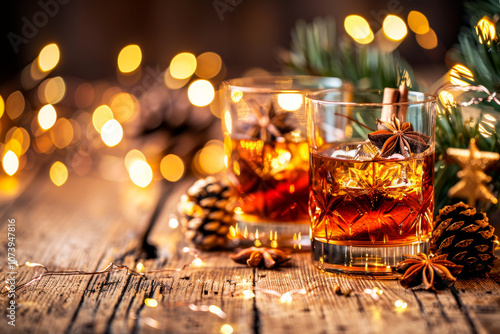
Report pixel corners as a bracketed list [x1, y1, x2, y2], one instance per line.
[1, 248, 201, 296]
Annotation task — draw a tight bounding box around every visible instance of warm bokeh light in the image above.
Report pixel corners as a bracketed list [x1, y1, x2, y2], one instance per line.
[125, 149, 147, 171]
[415, 28, 438, 50]
[50, 118, 74, 149]
[224, 110, 232, 134]
[221, 324, 233, 334]
[476, 16, 497, 45]
[450, 64, 474, 86]
[49, 161, 68, 186]
[2, 151, 19, 176]
[438, 91, 457, 110]
[38, 43, 60, 72]
[164, 67, 191, 89]
[160, 154, 185, 182]
[0, 94, 4, 119]
[110, 92, 138, 123]
[188, 80, 215, 107]
[408, 11, 430, 34]
[117, 44, 142, 73]
[128, 160, 153, 187]
[168, 217, 179, 228]
[344, 15, 372, 40]
[6, 127, 30, 155]
[100, 119, 123, 147]
[92, 105, 114, 133]
[230, 90, 243, 103]
[383, 15, 408, 41]
[195, 52, 222, 79]
[199, 141, 225, 174]
[38, 104, 57, 130]
[6, 91, 25, 120]
[170, 52, 197, 79]
[277, 93, 303, 111]
[39, 76, 66, 104]
[355, 30, 374, 44]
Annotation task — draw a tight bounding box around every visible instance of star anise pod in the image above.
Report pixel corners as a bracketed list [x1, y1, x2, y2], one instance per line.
[230, 247, 291, 268]
[242, 101, 297, 142]
[367, 116, 430, 158]
[395, 253, 463, 290]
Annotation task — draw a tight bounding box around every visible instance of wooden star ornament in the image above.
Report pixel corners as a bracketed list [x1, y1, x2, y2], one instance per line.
[446, 138, 500, 205]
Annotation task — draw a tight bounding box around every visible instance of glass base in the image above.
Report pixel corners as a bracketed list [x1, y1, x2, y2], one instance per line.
[232, 215, 311, 250]
[311, 238, 429, 275]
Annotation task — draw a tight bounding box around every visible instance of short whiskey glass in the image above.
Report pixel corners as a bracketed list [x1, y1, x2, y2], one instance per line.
[306, 89, 436, 273]
[221, 76, 344, 248]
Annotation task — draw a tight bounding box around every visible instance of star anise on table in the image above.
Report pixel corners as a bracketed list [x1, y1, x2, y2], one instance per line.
[242, 101, 297, 142]
[367, 115, 430, 158]
[230, 247, 292, 268]
[395, 253, 463, 290]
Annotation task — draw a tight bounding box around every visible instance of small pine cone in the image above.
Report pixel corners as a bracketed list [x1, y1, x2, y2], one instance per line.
[178, 176, 235, 250]
[430, 202, 499, 276]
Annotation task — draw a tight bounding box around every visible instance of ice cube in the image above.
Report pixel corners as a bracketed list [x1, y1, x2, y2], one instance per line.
[353, 141, 379, 161]
[331, 148, 357, 160]
[385, 153, 406, 160]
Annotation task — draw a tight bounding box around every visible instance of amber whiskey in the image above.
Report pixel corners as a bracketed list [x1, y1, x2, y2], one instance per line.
[309, 142, 434, 246]
[227, 137, 310, 222]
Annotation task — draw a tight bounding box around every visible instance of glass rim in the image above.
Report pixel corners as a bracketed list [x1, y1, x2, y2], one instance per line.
[222, 75, 345, 93]
[306, 89, 436, 106]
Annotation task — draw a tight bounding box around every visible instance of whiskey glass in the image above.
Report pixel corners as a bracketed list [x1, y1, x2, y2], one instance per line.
[221, 76, 344, 248]
[306, 89, 436, 273]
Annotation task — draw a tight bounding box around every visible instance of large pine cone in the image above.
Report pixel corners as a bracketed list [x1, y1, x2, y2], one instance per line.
[178, 176, 235, 250]
[430, 202, 499, 276]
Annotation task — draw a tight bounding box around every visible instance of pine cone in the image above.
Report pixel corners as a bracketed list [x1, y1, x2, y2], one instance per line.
[178, 176, 235, 250]
[430, 202, 499, 276]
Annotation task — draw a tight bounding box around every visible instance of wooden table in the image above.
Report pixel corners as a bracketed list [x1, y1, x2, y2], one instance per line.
[1, 170, 499, 334]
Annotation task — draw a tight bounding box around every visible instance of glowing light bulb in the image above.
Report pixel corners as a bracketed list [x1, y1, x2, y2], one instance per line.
[38, 43, 60, 72]
[128, 160, 153, 188]
[2, 151, 19, 176]
[100, 119, 123, 147]
[117, 44, 142, 73]
[188, 80, 215, 107]
[38, 104, 57, 130]
[450, 64, 474, 86]
[477, 16, 497, 45]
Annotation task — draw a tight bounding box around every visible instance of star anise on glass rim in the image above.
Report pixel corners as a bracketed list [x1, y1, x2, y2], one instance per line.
[367, 116, 430, 158]
[242, 100, 297, 142]
[230, 247, 291, 268]
[395, 253, 463, 290]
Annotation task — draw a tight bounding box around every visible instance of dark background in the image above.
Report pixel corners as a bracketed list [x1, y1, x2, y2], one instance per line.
[0, 0, 463, 83]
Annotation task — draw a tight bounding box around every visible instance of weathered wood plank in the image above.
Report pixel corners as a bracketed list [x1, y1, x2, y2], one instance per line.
[0, 173, 160, 334]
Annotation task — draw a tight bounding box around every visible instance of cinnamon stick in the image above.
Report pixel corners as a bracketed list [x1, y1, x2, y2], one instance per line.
[380, 84, 408, 122]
